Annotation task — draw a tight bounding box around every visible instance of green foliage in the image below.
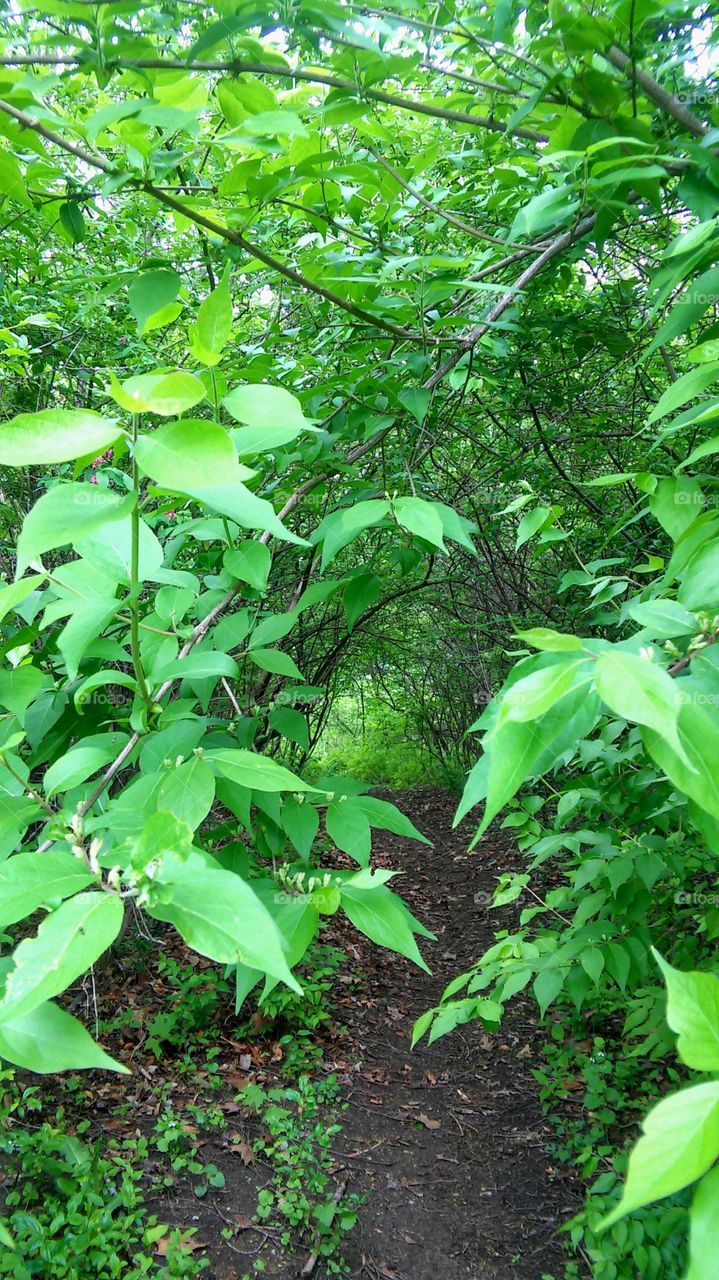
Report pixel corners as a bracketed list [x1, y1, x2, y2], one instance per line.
[239, 1073, 363, 1275]
[0, 1073, 207, 1279]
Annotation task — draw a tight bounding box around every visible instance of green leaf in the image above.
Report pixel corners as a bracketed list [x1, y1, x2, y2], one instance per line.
[224, 541, 271, 591]
[0, 574, 46, 624]
[58, 598, 120, 681]
[455, 686, 600, 830]
[0, 1001, 128, 1074]
[317, 500, 390, 570]
[240, 109, 307, 137]
[282, 797, 319, 857]
[74, 670, 138, 713]
[0, 148, 30, 207]
[343, 573, 381, 632]
[654, 951, 719, 1072]
[643, 698, 719, 821]
[150, 854, 301, 989]
[601, 1083, 719, 1227]
[513, 628, 583, 652]
[398, 387, 430, 426]
[135, 418, 237, 488]
[207, 748, 314, 792]
[76, 514, 164, 585]
[189, 264, 232, 363]
[649, 476, 704, 540]
[0, 849, 97, 929]
[499, 659, 591, 723]
[0, 410, 124, 467]
[533, 967, 565, 1017]
[678, 436, 719, 470]
[516, 506, 553, 549]
[44, 737, 126, 798]
[327, 798, 372, 866]
[0, 666, 50, 719]
[0, 893, 124, 1023]
[352, 796, 431, 845]
[106, 370, 206, 416]
[626, 599, 698, 637]
[686, 1166, 719, 1280]
[156, 756, 215, 831]
[268, 707, 309, 751]
[178, 481, 309, 545]
[340, 882, 430, 972]
[595, 651, 688, 761]
[129, 269, 181, 336]
[249, 648, 303, 679]
[151, 651, 238, 685]
[647, 364, 719, 424]
[394, 496, 446, 551]
[679, 539, 719, 611]
[59, 202, 85, 244]
[17, 484, 134, 576]
[223, 384, 312, 429]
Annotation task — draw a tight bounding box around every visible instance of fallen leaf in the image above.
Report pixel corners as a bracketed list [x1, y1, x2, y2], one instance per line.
[232, 1137, 255, 1165]
[417, 1113, 441, 1130]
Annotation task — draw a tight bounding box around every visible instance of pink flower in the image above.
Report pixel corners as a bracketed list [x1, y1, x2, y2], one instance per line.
[91, 456, 104, 468]
[166, 509, 176, 520]
[89, 474, 98, 484]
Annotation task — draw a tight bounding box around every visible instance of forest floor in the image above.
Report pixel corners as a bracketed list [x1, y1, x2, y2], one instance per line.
[40, 788, 581, 1280]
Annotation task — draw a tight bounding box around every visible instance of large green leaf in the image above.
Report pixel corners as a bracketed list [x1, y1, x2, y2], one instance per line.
[655, 952, 719, 1072]
[149, 854, 301, 989]
[455, 686, 601, 831]
[17, 484, 134, 576]
[686, 1166, 719, 1280]
[224, 541, 271, 591]
[207, 748, 314, 792]
[0, 849, 97, 929]
[0, 1000, 128, 1074]
[223, 383, 312, 429]
[340, 882, 431, 972]
[107, 370, 206, 416]
[135, 418, 237, 488]
[602, 1083, 719, 1226]
[156, 756, 215, 831]
[129, 268, 181, 336]
[0, 892, 124, 1023]
[178, 481, 309, 545]
[643, 699, 719, 820]
[0, 410, 124, 466]
[394, 496, 446, 550]
[595, 650, 688, 761]
[317, 500, 390, 570]
[189, 265, 232, 363]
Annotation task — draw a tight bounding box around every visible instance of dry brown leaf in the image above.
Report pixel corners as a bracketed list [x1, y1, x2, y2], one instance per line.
[232, 1137, 255, 1165]
[416, 1113, 441, 1130]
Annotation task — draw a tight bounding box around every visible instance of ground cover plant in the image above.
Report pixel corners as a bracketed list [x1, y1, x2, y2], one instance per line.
[1, 0, 719, 1275]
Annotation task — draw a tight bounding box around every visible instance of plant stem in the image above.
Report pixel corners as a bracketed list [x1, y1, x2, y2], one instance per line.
[130, 415, 152, 705]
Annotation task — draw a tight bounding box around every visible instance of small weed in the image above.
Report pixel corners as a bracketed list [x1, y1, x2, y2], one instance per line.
[0, 1071, 208, 1278]
[238, 1074, 362, 1275]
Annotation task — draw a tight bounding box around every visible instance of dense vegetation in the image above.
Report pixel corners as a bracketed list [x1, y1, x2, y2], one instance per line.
[1, 0, 719, 1274]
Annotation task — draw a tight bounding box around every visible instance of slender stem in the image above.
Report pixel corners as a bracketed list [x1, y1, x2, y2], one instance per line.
[130, 415, 152, 705]
[0, 753, 55, 816]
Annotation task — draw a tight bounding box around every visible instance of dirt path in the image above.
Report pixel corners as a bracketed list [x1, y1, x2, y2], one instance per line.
[327, 788, 577, 1280]
[57, 788, 579, 1279]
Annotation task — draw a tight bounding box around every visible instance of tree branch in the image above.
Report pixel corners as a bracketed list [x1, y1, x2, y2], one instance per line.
[0, 55, 547, 140]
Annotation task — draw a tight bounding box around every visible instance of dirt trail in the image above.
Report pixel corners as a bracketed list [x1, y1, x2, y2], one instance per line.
[328, 788, 577, 1280]
[65, 788, 578, 1280]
